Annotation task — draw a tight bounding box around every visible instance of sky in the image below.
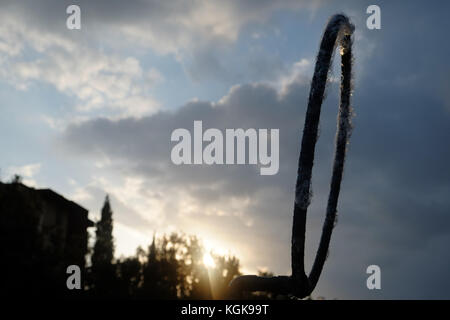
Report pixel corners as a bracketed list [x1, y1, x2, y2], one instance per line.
[1, 0, 450, 299]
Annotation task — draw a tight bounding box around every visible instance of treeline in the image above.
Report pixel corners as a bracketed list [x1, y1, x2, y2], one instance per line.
[88, 233, 242, 299]
[87, 196, 243, 299]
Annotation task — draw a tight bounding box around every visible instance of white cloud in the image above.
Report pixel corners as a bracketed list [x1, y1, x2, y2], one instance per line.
[0, 13, 162, 119]
[97, 0, 320, 54]
[277, 58, 312, 94]
[0, 0, 325, 104]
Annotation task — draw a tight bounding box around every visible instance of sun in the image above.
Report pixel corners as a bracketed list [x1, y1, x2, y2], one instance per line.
[203, 252, 216, 268]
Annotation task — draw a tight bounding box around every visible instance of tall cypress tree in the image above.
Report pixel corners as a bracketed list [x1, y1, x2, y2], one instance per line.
[92, 195, 114, 266]
[91, 195, 115, 295]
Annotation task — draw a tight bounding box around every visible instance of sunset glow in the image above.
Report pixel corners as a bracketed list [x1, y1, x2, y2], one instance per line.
[203, 252, 216, 268]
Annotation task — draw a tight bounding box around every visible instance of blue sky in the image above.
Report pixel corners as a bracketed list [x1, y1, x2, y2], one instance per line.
[1, 0, 450, 299]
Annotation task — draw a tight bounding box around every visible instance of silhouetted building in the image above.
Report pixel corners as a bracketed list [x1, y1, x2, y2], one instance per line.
[0, 182, 93, 296]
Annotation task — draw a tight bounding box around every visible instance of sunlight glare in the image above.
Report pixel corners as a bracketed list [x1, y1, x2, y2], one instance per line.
[203, 252, 215, 268]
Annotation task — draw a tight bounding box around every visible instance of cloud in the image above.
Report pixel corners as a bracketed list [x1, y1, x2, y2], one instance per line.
[64, 0, 322, 53]
[0, 7, 162, 119]
[13, 51, 161, 116]
[0, 0, 326, 89]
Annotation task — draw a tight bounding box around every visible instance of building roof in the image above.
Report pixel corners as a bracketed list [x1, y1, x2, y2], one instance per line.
[0, 182, 94, 227]
[37, 188, 94, 227]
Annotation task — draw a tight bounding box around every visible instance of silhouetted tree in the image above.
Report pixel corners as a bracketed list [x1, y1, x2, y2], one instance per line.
[137, 233, 241, 300]
[141, 233, 189, 299]
[116, 256, 141, 297]
[204, 255, 241, 299]
[186, 236, 212, 299]
[90, 195, 116, 295]
[92, 195, 114, 265]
